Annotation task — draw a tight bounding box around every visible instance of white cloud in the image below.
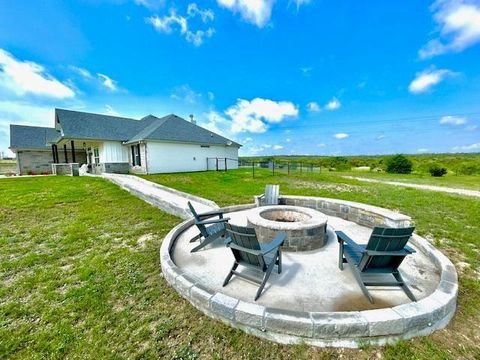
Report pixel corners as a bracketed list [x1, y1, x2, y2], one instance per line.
[170, 84, 202, 104]
[408, 68, 452, 94]
[273, 144, 283, 150]
[334, 133, 349, 139]
[105, 104, 120, 116]
[202, 110, 231, 135]
[217, 0, 274, 27]
[134, 0, 165, 10]
[294, 0, 311, 8]
[207, 91, 215, 101]
[187, 3, 215, 22]
[417, 148, 429, 153]
[0, 49, 74, 99]
[419, 0, 480, 59]
[317, 143, 326, 147]
[440, 115, 467, 125]
[325, 97, 341, 110]
[69, 65, 93, 79]
[244, 137, 253, 142]
[286, 138, 291, 142]
[307, 101, 321, 112]
[226, 98, 298, 133]
[97, 73, 118, 91]
[147, 4, 215, 46]
[376, 134, 386, 140]
[300, 66, 313, 76]
[453, 142, 480, 151]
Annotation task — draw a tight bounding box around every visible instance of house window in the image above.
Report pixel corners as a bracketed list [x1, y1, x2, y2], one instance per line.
[93, 148, 100, 165]
[131, 144, 141, 166]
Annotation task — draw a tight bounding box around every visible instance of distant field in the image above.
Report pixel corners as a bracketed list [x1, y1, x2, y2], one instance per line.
[0, 160, 16, 175]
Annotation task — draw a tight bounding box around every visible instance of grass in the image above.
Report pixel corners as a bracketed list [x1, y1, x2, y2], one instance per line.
[1, 172, 479, 359]
[340, 170, 480, 190]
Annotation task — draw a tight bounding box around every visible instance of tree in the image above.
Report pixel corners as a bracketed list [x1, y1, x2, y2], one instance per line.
[429, 164, 447, 177]
[386, 154, 413, 174]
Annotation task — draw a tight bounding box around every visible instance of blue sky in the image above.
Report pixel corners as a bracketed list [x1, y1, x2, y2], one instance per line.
[1, 0, 479, 157]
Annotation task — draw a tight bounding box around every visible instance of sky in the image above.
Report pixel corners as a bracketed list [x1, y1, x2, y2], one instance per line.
[0, 0, 479, 157]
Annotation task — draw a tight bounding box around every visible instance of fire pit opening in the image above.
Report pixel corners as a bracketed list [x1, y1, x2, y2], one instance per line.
[247, 205, 328, 252]
[261, 209, 311, 223]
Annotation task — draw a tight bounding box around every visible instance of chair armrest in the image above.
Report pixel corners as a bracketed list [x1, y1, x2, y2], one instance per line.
[335, 231, 365, 253]
[365, 249, 412, 257]
[197, 209, 225, 219]
[261, 232, 286, 255]
[225, 240, 262, 256]
[257, 194, 265, 199]
[196, 217, 230, 226]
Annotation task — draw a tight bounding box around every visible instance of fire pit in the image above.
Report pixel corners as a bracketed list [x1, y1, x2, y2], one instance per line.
[247, 205, 328, 252]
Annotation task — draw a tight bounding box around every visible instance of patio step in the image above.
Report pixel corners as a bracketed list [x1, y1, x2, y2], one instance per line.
[102, 173, 218, 219]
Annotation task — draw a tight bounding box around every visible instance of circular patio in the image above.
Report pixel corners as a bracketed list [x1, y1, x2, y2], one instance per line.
[160, 196, 458, 348]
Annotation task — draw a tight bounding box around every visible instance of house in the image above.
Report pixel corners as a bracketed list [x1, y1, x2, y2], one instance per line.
[9, 109, 241, 175]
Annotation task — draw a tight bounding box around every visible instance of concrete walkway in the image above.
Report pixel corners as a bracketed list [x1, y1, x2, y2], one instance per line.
[344, 176, 480, 198]
[103, 173, 218, 219]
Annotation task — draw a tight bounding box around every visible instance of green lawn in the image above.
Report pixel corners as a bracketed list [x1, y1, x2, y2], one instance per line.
[1, 173, 479, 359]
[340, 170, 480, 190]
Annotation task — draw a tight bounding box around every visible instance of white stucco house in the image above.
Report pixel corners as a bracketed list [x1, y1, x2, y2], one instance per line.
[9, 109, 241, 175]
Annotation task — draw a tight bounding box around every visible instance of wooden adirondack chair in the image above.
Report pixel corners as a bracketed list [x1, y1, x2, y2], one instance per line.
[223, 223, 286, 301]
[258, 184, 280, 206]
[336, 226, 417, 303]
[188, 202, 230, 253]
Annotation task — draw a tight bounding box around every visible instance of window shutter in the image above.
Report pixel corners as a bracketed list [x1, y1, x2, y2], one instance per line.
[137, 144, 141, 166]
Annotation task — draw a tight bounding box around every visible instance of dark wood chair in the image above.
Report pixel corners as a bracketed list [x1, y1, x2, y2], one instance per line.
[336, 226, 417, 303]
[258, 184, 280, 206]
[188, 202, 230, 253]
[223, 223, 286, 301]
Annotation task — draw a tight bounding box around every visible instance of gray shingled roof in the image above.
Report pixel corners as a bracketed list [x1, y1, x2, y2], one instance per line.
[55, 109, 240, 147]
[9, 125, 60, 150]
[125, 114, 241, 146]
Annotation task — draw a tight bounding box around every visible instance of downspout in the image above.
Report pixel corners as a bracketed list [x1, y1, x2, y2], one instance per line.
[144, 141, 149, 174]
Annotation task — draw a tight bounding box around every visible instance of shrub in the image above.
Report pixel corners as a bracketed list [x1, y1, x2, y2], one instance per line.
[457, 163, 480, 175]
[429, 164, 447, 177]
[386, 154, 413, 174]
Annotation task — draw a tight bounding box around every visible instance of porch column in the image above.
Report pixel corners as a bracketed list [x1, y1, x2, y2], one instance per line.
[63, 144, 68, 163]
[71, 140, 76, 163]
[51, 145, 57, 163]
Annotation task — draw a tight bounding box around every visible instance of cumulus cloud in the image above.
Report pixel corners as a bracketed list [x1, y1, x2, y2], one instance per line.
[408, 68, 452, 93]
[217, 0, 274, 27]
[453, 142, 480, 151]
[97, 73, 119, 91]
[134, 0, 165, 10]
[147, 4, 215, 46]
[440, 115, 467, 125]
[307, 101, 321, 112]
[334, 133, 349, 139]
[419, 0, 480, 59]
[417, 148, 429, 153]
[105, 104, 120, 116]
[0, 49, 74, 99]
[325, 97, 341, 110]
[273, 144, 283, 150]
[170, 84, 202, 103]
[226, 98, 298, 133]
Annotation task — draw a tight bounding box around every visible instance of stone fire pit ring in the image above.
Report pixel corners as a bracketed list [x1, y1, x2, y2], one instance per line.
[247, 205, 328, 251]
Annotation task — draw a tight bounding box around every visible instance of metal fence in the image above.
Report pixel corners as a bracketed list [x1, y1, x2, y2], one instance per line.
[239, 160, 322, 178]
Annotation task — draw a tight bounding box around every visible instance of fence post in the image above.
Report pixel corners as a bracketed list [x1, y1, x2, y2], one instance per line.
[272, 161, 275, 176]
[216, 157, 218, 171]
[252, 161, 255, 178]
[225, 158, 227, 171]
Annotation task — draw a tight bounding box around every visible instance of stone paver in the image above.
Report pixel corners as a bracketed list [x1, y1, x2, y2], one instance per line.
[103, 173, 217, 219]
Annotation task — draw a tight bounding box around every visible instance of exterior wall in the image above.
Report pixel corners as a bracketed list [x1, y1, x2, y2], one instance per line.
[146, 141, 239, 174]
[99, 141, 129, 163]
[16, 149, 87, 175]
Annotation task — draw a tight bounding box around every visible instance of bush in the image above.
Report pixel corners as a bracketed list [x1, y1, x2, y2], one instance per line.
[386, 154, 413, 174]
[457, 163, 480, 175]
[429, 164, 447, 177]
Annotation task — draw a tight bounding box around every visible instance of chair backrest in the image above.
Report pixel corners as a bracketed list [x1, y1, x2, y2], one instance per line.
[188, 201, 208, 237]
[264, 184, 280, 205]
[225, 223, 266, 270]
[359, 226, 415, 272]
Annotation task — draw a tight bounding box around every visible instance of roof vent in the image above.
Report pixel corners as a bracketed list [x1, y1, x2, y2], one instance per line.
[189, 114, 196, 125]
